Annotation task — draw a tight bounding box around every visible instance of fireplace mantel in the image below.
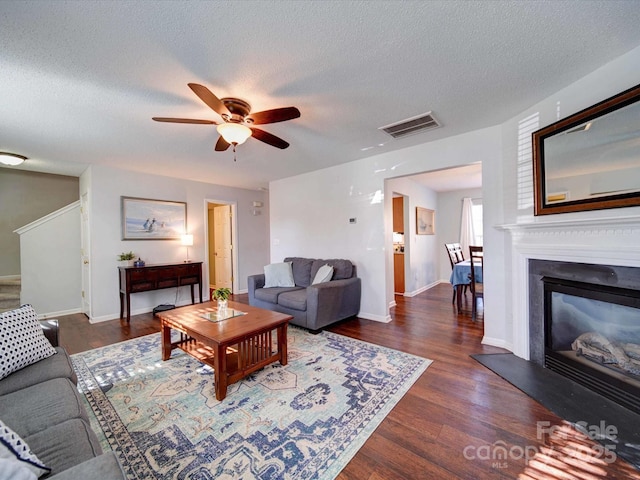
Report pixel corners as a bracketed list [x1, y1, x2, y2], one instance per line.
[497, 212, 640, 360]
[496, 213, 640, 234]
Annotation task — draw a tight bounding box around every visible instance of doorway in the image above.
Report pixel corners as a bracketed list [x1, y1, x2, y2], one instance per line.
[392, 193, 407, 295]
[384, 163, 482, 307]
[206, 201, 237, 298]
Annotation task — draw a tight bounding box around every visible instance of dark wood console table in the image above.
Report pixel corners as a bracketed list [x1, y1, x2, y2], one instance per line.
[119, 262, 203, 322]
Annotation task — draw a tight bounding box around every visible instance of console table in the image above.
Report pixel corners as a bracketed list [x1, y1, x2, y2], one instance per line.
[119, 262, 203, 322]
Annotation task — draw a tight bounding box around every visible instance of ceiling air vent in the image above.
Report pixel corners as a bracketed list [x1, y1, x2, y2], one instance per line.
[379, 111, 440, 139]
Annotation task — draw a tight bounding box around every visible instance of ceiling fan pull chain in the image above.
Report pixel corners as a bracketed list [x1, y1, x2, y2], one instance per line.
[232, 143, 237, 162]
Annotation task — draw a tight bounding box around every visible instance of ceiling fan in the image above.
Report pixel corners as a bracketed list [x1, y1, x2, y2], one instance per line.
[153, 83, 300, 155]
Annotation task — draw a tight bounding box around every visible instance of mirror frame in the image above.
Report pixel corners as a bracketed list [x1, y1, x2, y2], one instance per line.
[533, 83, 640, 216]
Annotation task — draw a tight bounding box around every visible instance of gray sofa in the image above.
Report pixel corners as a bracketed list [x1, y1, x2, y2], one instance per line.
[248, 257, 361, 332]
[0, 319, 125, 479]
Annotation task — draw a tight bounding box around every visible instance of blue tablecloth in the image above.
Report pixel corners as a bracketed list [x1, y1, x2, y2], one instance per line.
[449, 260, 483, 286]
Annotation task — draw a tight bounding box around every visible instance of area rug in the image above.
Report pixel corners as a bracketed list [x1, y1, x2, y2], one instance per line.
[71, 327, 431, 479]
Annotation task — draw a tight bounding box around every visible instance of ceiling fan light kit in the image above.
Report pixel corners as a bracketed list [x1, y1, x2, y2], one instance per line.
[0, 152, 27, 166]
[217, 123, 252, 145]
[152, 83, 300, 158]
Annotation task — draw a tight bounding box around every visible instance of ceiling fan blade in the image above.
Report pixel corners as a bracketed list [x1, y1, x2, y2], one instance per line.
[247, 107, 301, 125]
[188, 83, 231, 117]
[152, 117, 216, 124]
[215, 136, 231, 151]
[251, 128, 290, 149]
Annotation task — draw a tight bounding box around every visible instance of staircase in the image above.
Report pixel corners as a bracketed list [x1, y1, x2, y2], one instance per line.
[0, 276, 21, 313]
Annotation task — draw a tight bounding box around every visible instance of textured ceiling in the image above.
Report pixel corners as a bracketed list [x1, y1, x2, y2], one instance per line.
[2, 1, 640, 190]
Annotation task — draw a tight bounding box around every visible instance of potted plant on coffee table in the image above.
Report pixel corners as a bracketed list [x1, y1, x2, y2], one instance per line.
[212, 287, 231, 310]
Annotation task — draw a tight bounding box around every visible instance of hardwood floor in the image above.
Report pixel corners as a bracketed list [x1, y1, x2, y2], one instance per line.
[58, 284, 639, 479]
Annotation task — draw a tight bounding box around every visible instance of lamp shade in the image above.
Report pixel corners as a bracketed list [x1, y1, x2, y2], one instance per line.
[0, 152, 27, 166]
[180, 234, 194, 246]
[217, 123, 252, 145]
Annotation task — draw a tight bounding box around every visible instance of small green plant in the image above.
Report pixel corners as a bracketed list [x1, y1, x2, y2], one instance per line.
[118, 251, 135, 261]
[212, 287, 231, 301]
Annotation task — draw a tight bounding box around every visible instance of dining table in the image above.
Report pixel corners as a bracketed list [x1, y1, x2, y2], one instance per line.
[449, 259, 483, 310]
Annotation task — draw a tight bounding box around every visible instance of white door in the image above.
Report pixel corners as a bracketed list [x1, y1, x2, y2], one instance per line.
[213, 205, 233, 290]
[80, 192, 91, 317]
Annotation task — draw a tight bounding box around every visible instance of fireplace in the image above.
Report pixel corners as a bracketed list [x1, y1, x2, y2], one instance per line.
[529, 260, 640, 414]
[543, 276, 640, 413]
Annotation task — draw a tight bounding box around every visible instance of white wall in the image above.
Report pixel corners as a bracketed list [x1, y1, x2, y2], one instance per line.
[486, 43, 640, 354]
[386, 176, 438, 296]
[82, 164, 270, 322]
[270, 43, 640, 348]
[269, 43, 640, 345]
[436, 187, 483, 280]
[270, 126, 501, 322]
[17, 202, 81, 317]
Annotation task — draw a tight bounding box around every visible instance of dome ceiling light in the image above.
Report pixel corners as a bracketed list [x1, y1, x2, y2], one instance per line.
[0, 152, 27, 166]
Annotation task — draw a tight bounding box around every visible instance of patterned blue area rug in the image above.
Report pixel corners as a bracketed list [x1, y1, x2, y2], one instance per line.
[71, 327, 431, 479]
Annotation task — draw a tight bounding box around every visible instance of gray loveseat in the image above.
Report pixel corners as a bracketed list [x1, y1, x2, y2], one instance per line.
[248, 257, 361, 332]
[0, 318, 125, 479]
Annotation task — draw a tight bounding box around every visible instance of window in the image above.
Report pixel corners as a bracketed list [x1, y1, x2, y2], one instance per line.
[471, 199, 483, 245]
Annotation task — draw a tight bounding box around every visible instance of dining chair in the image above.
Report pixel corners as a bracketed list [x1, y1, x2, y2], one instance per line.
[445, 243, 466, 303]
[445, 243, 464, 268]
[468, 245, 484, 319]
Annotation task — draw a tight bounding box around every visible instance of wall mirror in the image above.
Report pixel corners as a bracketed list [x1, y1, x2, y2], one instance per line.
[533, 83, 640, 215]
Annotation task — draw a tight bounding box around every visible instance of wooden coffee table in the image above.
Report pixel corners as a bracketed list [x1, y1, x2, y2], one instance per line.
[157, 301, 291, 401]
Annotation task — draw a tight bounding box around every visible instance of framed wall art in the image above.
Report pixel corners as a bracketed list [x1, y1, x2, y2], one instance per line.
[416, 207, 435, 235]
[121, 196, 186, 240]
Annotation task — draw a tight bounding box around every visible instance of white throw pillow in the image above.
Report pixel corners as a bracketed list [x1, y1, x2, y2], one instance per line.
[312, 264, 334, 285]
[0, 420, 50, 478]
[0, 305, 56, 380]
[0, 458, 38, 480]
[264, 262, 295, 288]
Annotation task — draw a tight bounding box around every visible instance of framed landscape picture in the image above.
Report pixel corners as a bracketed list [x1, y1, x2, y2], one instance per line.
[121, 197, 186, 240]
[416, 207, 435, 235]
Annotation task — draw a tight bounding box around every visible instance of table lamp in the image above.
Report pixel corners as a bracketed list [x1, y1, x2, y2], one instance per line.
[181, 234, 193, 263]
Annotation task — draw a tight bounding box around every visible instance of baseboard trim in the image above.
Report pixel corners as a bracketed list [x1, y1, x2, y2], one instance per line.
[403, 280, 441, 297]
[482, 335, 513, 353]
[358, 312, 392, 323]
[0, 275, 21, 281]
[89, 300, 195, 324]
[37, 308, 81, 320]
[89, 314, 122, 324]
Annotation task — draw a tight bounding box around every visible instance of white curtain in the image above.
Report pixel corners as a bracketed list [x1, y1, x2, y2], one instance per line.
[460, 197, 476, 259]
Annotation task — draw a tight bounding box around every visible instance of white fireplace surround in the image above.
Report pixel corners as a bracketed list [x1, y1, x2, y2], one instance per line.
[498, 213, 640, 360]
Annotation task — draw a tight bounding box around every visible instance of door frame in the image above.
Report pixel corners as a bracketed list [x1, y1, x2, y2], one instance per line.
[80, 192, 91, 318]
[204, 199, 239, 295]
